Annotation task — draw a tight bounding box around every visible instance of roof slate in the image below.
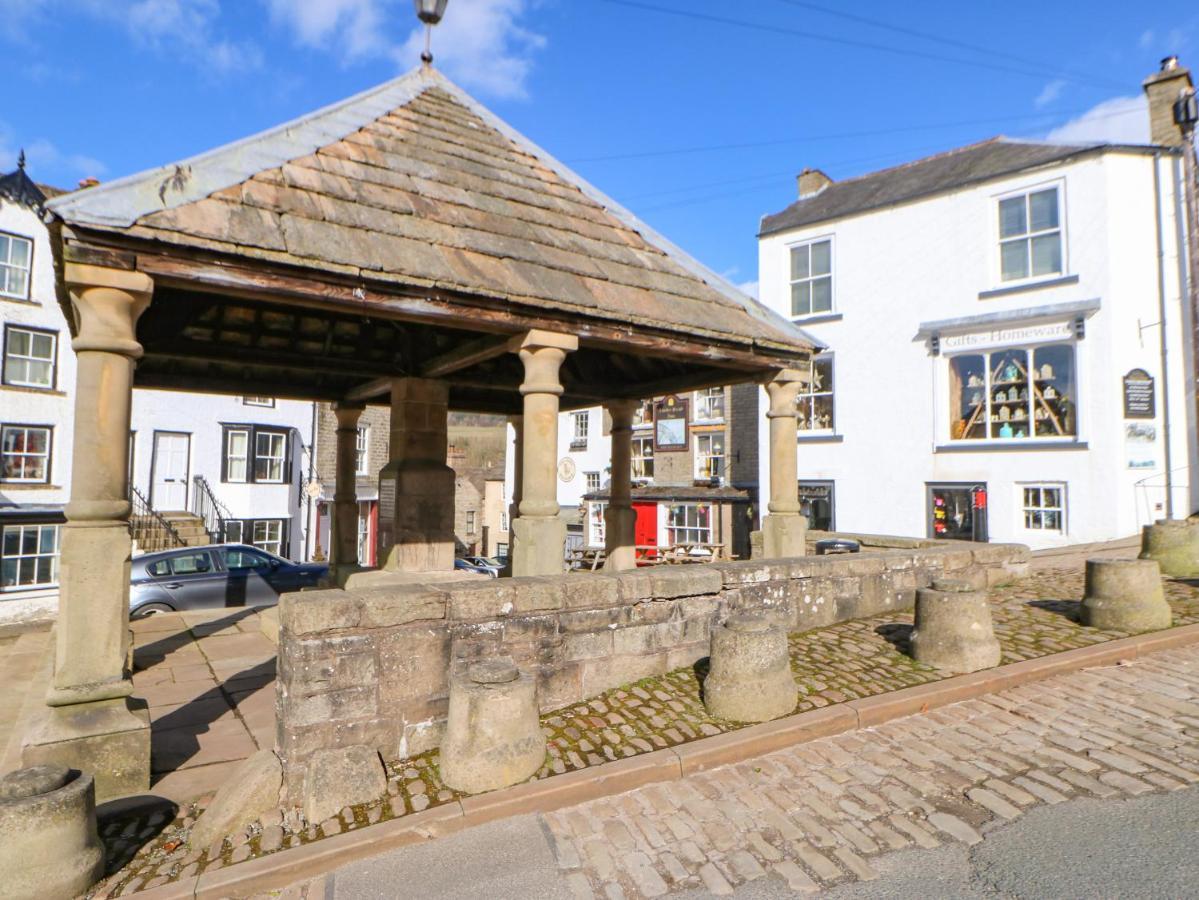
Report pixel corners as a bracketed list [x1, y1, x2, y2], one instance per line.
[760, 138, 1165, 236]
[48, 67, 813, 357]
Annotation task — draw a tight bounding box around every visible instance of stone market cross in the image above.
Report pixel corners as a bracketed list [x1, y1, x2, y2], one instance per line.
[25, 65, 817, 800]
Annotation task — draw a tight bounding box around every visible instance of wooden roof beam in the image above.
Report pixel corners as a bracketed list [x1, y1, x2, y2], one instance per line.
[420, 334, 512, 378]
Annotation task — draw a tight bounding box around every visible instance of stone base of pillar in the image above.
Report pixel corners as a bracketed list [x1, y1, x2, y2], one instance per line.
[377, 460, 455, 573]
[510, 516, 566, 577]
[1140, 519, 1199, 577]
[603, 506, 637, 571]
[21, 697, 150, 803]
[759, 514, 807, 559]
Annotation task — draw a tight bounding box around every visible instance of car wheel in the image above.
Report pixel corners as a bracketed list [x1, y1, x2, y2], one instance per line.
[132, 602, 174, 619]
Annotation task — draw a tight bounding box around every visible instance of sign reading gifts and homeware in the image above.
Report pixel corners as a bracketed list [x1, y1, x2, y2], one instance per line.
[1122, 368, 1156, 419]
[940, 320, 1074, 353]
[653, 395, 689, 451]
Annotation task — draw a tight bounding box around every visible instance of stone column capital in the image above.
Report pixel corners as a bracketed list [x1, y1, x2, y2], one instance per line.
[333, 402, 365, 429]
[605, 398, 639, 430]
[64, 263, 153, 359]
[763, 367, 806, 418]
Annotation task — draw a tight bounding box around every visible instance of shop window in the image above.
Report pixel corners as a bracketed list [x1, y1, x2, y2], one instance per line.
[0, 232, 32, 300]
[789, 238, 833, 317]
[1022, 484, 1065, 532]
[694, 387, 725, 421]
[3, 326, 55, 388]
[588, 501, 607, 547]
[1, 425, 50, 482]
[1, 523, 60, 590]
[695, 432, 725, 481]
[948, 343, 1076, 442]
[797, 355, 834, 432]
[632, 435, 654, 480]
[998, 186, 1062, 282]
[571, 412, 589, 450]
[667, 503, 712, 546]
[799, 481, 834, 532]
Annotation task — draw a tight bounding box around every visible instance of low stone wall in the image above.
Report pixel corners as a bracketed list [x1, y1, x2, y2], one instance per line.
[275, 543, 1028, 796]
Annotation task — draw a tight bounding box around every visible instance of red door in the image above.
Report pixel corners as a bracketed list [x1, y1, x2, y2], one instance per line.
[634, 501, 658, 561]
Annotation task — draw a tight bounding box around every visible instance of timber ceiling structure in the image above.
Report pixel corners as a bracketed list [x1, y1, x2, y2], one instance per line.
[47, 66, 817, 413]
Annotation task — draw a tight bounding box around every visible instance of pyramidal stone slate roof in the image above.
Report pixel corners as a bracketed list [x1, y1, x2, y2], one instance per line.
[48, 67, 814, 357]
[760, 137, 1164, 237]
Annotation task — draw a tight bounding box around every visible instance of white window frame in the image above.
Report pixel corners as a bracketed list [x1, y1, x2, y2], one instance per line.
[1, 523, 61, 591]
[3, 326, 56, 389]
[0, 231, 33, 300]
[787, 235, 834, 319]
[694, 432, 725, 481]
[694, 387, 725, 422]
[588, 500, 607, 547]
[1, 425, 51, 483]
[584, 471, 601, 493]
[666, 502, 713, 546]
[242, 396, 275, 407]
[1020, 483, 1067, 534]
[571, 412, 589, 449]
[252, 519, 284, 556]
[797, 354, 835, 434]
[995, 181, 1066, 286]
[631, 434, 654, 481]
[253, 431, 286, 483]
[357, 501, 371, 564]
[355, 426, 370, 475]
[500, 509, 509, 532]
[224, 428, 250, 483]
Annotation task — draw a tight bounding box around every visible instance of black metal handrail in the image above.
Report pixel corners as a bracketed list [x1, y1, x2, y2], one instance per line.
[191, 475, 232, 543]
[130, 486, 188, 552]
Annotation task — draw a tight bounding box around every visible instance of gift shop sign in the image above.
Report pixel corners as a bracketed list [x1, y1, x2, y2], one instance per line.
[940, 320, 1073, 352]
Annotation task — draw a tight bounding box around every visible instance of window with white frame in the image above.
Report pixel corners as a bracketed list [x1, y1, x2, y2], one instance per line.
[632, 435, 654, 480]
[571, 412, 589, 449]
[948, 343, 1076, 441]
[694, 387, 725, 421]
[252, 519, 284, 555]
[667, 503, 712, 546]
[584, 471, 601, 493]
[223, 426, 289, 483]
[3, 327, 55, 388]
[355, 426, 370, 475]
[998, 186, 1062, 282]
[694, 432, 725, 480]
[254, 431, 286, 483]
[1, 523, 60, 590]
[357, 502, 372, 564]
[797, 355, 834, 432]
[0, 232, 32, 300]
[789, 238, 832, 317]
[224, 429, 249, 482]
[588, 501, 606, 547]
[500, 510, 509, 532]
[1022, 484, 1065, 532]
[1, 425, 50, 482]
[242, 396, 274, 407]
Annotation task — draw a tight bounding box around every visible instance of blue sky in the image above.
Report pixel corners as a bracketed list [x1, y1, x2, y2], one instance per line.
[1, 0, 1195, 293]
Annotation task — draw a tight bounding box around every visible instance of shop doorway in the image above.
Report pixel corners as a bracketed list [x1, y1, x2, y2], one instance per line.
[927, 483, 988, 542]
[799, 481, 835, 532]
[633, 501, 658, 558]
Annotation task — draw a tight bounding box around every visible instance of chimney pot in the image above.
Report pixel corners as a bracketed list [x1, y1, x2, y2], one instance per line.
[1163, 55, 1180, 71]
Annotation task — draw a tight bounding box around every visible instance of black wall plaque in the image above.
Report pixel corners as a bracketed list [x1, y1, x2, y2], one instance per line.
[1122, 369, 1155, 419]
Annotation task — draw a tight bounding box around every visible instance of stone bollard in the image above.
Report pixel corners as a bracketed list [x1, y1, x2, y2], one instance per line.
[910, 578, 1001, 674]
[1082, 558, 1172, 633]
[440, 658, 544, 794]
[0, 765, 104, 900]
[703, 611, 798, 723]
[1139, 519, 1199, 577]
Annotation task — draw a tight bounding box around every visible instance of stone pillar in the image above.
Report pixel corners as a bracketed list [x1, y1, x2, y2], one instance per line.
[0, 765, 105, 900]
[23, 263, 152, 801]
[759, 368, 807, 559]
[508, 330, 578, 577]
[603, 399, 638, 571]
[376, 378, 454, 572]
[331, 402, 364, 573]
[1139, 519, 1199, 577]
[1082, 558, 1172, 633]
[910, 578, 1001, 674]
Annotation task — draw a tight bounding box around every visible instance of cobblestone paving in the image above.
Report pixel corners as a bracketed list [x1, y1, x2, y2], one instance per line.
[86, 573, 1199, 896]
[545, 644, 1199, 898]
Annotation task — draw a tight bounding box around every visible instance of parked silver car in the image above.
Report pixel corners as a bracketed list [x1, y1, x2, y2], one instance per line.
[129, 543, 327, 618]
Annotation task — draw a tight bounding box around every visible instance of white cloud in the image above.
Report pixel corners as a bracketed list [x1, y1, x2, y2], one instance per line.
[1034, 79, 1065, 109]
[268, 0, 546, 99]
[1139, 29, 1155, 50]
[736, 280, 759, 300]
[1044, 95, 1150, 145]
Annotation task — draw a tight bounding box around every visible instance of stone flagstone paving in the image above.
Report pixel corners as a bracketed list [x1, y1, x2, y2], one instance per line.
[84, 571, 1199, 896]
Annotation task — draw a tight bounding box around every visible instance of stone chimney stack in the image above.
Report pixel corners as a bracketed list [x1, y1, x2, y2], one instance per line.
[1143, 55, 1194, 147]
[797, 168, 833, 199]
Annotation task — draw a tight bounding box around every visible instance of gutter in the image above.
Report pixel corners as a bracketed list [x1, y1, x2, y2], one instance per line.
[1153, 151, 1174, 517]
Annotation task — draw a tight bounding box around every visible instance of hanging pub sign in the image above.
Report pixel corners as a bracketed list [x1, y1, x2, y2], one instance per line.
[653, 395, 689, 451]
[1122, 369, 1155, 419]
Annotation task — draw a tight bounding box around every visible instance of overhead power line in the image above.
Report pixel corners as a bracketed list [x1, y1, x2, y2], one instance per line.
[600, 0, 1130, 92]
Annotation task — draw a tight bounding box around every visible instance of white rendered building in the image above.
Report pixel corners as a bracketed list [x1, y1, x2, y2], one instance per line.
[0, 162, 315, 623]
[755, 60, 1198, 550]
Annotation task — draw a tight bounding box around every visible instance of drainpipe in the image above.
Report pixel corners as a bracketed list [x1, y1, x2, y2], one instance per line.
[1153, 151, 1175, 518]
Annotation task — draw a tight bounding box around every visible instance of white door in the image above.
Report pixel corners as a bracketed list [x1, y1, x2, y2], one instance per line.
[152, 433, 190, 510]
